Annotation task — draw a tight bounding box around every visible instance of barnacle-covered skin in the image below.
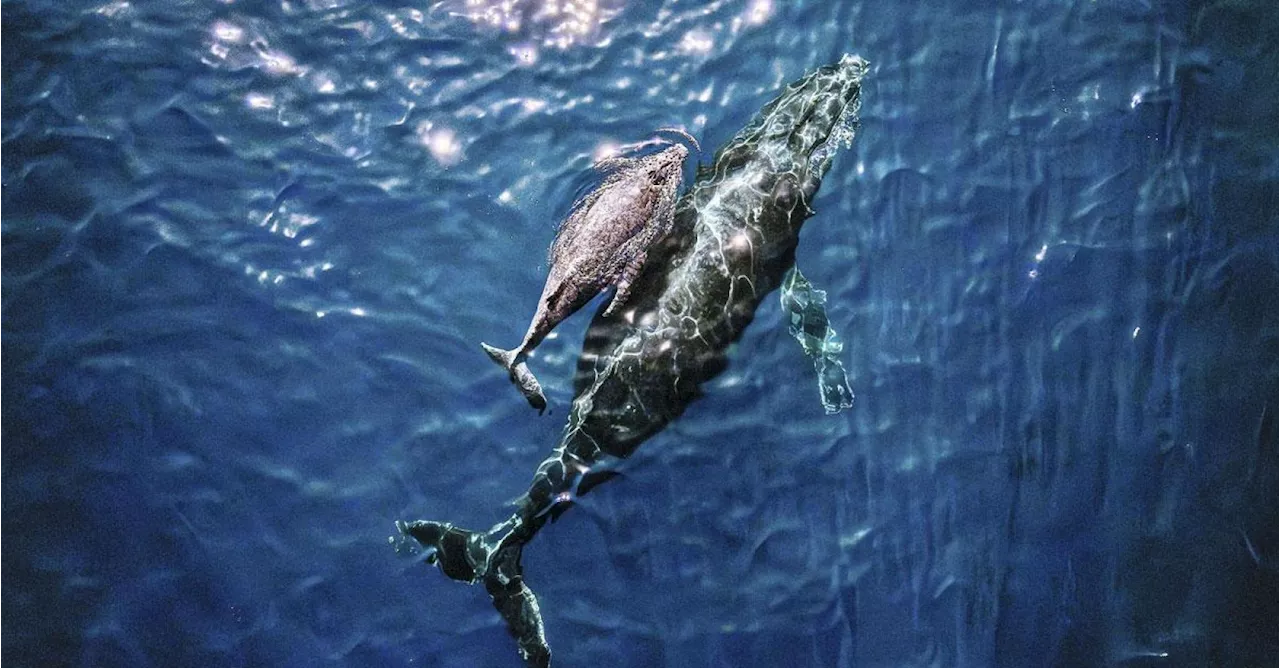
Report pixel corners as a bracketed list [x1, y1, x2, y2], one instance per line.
[402, 55, 868, 667]
[481, 142, 690, 412]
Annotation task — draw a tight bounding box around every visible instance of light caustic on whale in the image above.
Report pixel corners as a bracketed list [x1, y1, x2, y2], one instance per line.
[399, 55, 869, 667]
[481, 128, 700, 413]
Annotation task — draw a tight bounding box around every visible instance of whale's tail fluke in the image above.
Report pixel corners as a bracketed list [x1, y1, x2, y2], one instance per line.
[481, 343, 549, 414]
[398, 519, 551, 667]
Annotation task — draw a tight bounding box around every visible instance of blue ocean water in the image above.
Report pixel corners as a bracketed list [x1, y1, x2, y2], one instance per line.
[3, 0, 1276, 666]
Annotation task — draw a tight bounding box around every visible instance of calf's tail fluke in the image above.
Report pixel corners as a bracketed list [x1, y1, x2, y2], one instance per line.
[481, 343, 549, 414]
[398, 520, 551, 667]
[480, 342, 518, 371]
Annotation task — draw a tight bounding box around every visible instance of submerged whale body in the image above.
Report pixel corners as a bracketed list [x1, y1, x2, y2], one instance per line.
[401, 55, 869, 667]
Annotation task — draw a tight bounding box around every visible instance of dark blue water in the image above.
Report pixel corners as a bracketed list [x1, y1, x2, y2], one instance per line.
[4, 1, 1276, 666]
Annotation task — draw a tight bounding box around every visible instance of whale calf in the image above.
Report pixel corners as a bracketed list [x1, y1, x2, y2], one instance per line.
[481, 130, 698, 413]
[400, 55, 868, 667]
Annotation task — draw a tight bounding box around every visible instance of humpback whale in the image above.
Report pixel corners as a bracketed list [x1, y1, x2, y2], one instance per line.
[400, 55, 868, 667]
[481, 129, 699, 413]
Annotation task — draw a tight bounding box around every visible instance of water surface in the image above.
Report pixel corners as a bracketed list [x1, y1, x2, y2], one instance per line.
[3, 0, 1276, 666]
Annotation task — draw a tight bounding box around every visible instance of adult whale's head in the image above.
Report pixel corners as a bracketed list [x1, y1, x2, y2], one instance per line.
[689, 53, 869, 235]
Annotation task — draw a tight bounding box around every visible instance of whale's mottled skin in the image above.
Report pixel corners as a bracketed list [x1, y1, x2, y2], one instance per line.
[400, 55, 868, 667]
[481, 136, 694, 413]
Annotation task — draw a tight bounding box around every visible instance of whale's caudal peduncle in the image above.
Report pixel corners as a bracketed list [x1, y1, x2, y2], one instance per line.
[400, 55, 868, 667]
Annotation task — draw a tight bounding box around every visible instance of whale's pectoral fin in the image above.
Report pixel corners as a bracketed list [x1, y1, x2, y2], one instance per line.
[815, 355, 855, 414]
[780, 266, 855, 414]
[603, 250, 648, 318]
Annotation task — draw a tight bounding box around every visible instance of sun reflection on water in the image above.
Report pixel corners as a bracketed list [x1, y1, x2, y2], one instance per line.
[449, 0, 621, 51]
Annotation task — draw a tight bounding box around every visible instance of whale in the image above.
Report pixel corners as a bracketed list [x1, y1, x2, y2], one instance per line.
[399, 54, 869, 667]
[480, 130, 699, 413]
